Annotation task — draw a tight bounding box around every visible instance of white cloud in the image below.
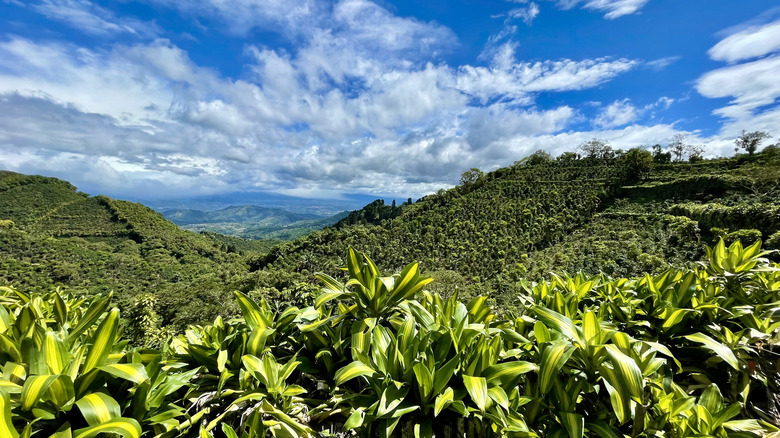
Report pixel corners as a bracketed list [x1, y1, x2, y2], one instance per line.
[645, 56, 680, 71]
[708, 19, 780, 63]
[594, 99, 637, 128]
[457, 58, 638, 104]
[695, 13, 780, 138]
[0, 0, 646, 199]
[32, 0, 158, 37]
[508, 3, 541, 25]
[553, 0, 649, 19]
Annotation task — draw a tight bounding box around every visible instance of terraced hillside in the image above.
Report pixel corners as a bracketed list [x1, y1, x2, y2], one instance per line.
[250, 150, 780, 310]
[0, 171, 255, 326]
[2, 149, 779, 325]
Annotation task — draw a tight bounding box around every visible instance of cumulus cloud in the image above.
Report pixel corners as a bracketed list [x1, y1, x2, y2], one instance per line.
[697, 14, 780, 136]
[0, 0, 654, 199]
[594, 99, 638, 128]
[708, 19, 780, 63]
[552, 0, 650, 19]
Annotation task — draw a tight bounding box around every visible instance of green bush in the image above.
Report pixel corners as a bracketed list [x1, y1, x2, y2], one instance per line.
[2, 241, 779, 437]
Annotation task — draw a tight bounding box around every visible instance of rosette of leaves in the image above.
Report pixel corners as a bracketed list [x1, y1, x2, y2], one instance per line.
[0, 287, 192, 437]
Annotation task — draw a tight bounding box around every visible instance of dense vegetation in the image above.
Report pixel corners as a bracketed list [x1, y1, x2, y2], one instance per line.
[0, 171, 251, 327]
[251, 149, 780, 310]
[1, 240, 777, 437]
[2, 148, 780, 329]
[1, 144, 780, 436]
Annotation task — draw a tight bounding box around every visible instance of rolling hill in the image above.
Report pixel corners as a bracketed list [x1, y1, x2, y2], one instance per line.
[1, 147, 779, 326]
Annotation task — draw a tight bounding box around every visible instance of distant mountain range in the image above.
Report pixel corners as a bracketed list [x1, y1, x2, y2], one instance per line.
[161, 205, 350, 241]
[138, 191, 392, 217]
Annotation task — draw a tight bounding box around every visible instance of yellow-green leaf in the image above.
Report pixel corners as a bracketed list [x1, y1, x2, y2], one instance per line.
[484, 361, 537, 388]
[233, 291, 270, 330]
[560, 412, 584, 438]
[98, 363, 148, 384]
[533, 307, 582, 345]
[73, 418, 141, 438]
[66, 295, 111, 344]
[683, 333, 739, 370]
[75, 393, 121, 426]
[83, 309, 120, 373]
[462, 375, 488, 412]
[0, 389, 19, 438]
[434, 387, 454, 417]
[344, 408, 365, 430]
[43, 332, 68, 375]
[21, 375, 59, 411]
[538, 343, 575, 395]
[488, 386, 509, 410]
[604, 344, 643, 400]
[334, 361, 376, 386]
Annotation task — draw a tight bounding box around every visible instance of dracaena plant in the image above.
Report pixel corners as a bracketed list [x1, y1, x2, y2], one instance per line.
[314, 247, 433, 320]
[0, 287, 192, 438]
[170, 291, 313, 438]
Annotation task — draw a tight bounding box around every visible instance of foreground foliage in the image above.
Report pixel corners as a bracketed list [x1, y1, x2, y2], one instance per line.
[1, 240, 779, 437]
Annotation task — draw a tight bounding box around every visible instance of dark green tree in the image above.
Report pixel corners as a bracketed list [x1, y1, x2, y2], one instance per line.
[460, 167, 484, 185]
[735, 130, 771, 155]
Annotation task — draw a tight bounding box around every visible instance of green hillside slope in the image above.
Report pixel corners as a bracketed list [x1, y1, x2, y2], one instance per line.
[249, 150, 780, 309]
[0, 171, 251, 326]
[2, 149, 778, 328]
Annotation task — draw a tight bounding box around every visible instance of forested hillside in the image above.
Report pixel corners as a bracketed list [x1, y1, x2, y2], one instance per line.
[0, 171, 254, 327]
[1, 148, 779, 327]
[2, 150, 780, 437]
[249, 149, 780, 310]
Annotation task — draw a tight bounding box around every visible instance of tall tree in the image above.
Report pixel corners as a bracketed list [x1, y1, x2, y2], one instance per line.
[686, 144, 706, 162]
[652, 144, 671, 164]
[577, 138, 613, 159]
[734, 130, 771, 155]
[668, 134, 687, 162]
[460, 168, 484, 186]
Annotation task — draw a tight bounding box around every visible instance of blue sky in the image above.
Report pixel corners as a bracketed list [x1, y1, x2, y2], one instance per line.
[1, 0, 779, 200]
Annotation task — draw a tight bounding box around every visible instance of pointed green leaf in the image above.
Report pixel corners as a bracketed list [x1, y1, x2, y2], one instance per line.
[488, 386, 509, 410]
[432, 356, 458, 396]
[98, 363, 148, 384]
[538, 343, 575, 395]
[43, 331, 68, 375]
[604, 344, 644, 400]
[377, 384, 409, 418]
[533, 307, 581, 345]
[76, 393, 121, 426]
[560, 412, 584, 438]
[463, 375, 488, 412]
[344, 408, 365, 430]
[586, 421, 620, 438]
[683, 332, 739, 370]
[83, 308, 119, 373]
[334, 361, 376, 385]
[413, 363, 433, 400]
[0, 390, 19, 438]
[66, 295, 111, 344]
[233, 291, 270, 330]
[21, 375, 59, 411]
[434, 387, 454, 417]
[484, 361, 537, 388]
[73, 418, 141, 438]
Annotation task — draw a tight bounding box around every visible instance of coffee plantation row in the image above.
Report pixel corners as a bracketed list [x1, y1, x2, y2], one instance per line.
[1, 239, 778, 437]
